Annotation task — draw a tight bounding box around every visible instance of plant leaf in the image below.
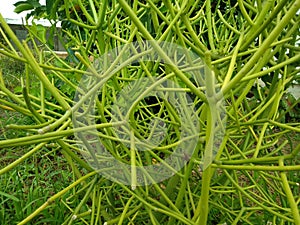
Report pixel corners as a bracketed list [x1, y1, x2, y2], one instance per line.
[14, 3, 34, 14]
[0, 191, 20, 202]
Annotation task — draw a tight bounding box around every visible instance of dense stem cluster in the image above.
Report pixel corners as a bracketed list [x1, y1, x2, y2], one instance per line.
[0, 0, 299, 224]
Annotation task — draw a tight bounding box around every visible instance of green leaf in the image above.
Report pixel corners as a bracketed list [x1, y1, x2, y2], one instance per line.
[27, 0, 41, 8]
[14, 3, 34, 14]
[14, 86, 22, 94]
[0, 191, 20, 202]
[13, 1, 30, 7]
[28, 22, 47, 44]
[46, 0, 55, 15]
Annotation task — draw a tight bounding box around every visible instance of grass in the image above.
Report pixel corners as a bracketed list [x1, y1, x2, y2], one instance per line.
[0, 57, 75, 224]
[0, 120, 74, 224]
[0, 150, 73, 224]
[0, 112, 78, 224]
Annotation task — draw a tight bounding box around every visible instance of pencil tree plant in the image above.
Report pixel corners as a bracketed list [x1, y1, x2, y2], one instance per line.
[0, 0, 300, 224]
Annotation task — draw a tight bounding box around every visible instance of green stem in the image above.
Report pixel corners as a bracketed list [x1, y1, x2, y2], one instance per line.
[18, 171, 98, 225]
[193, 166, 213, 224]
[219, 0, 300, 99]
[0, 143, 45, 176]
[212, 164, 300, 171]
[117, 0, 207, 103]
[237, 0, 254, 25]
[22, 79, 45, 123]
[241, 0, 289, 51]
[205, 0, 215, 51]
[0, 121, 125, 148]
[0, 15, 70, 110]
[68, 177, 97, 225]
[279, 158, 300, 224]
